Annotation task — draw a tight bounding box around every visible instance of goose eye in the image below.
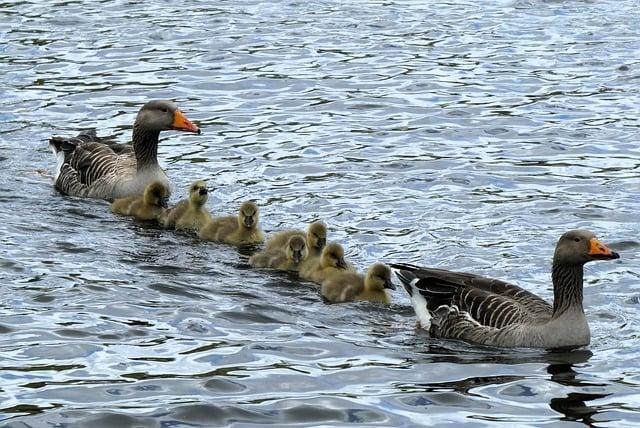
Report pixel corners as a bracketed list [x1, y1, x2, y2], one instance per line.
[573, 237, 581, 242]
[161, 108, 168, 113]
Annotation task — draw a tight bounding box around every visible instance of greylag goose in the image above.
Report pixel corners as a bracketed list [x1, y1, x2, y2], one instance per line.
[322, 263, 395, 304]
[249, 235, 308, 271]
[199, 201, 264, 245]
[160, 180, 211, 231]
[110, 180, 169, 221]
[391, 230, 620, 349]
[49, 100, 200, 201]
[300, 242, 354, 284]
[264, 221, 327, 258]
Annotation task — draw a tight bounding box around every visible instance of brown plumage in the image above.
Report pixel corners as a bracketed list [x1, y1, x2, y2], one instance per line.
[322, 263, 395, 303]
[160, 180, 211, 231]
[49, 100, 200, 201]
[249, 235, 308, 271]
[300, 242, 354, 284]
[391, 230, 621, 349]
[199, 201, 264, 245]
[110, 180, 169, 221]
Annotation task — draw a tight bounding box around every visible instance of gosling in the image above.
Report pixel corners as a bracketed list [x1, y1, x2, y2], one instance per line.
[110, 180, 169, 221]
[300, 242, 353, 284]
[160, 180, 211, 231]
[199, 200, 264, 245]
[249, 235, 308, 271]
[264, 221, 327, 258]
[321, 263, 395, 304]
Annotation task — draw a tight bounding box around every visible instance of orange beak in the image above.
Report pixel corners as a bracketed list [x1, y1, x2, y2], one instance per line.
[588, 238, 620, 260]
[172, 111, 201, 134]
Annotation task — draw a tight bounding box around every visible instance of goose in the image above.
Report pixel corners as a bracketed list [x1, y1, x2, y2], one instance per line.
[391, 230, 620, 349]
[322, 263, 395, 304]
[249, 235, 308, 271]
[49, 100, 200, 201]
[300, 242, 354, 284]
[160, 180, 211, 231]
[110, 180, 169, 221]
[199, 201, 264, 245]
[264, 221, 327, 258]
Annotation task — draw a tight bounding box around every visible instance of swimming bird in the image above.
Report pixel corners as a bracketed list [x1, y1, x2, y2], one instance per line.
[160, 180, 211, 231]
[110, 180, 169, 221]
[199, 201, 264, 245]
[249, 235, 308, 271]
[264, 221, 327, 258]
[391, 230, 620, 349]
[49, 100, 200, 201]
[322, 263, 395, 303]
[300, 242, 353, 284]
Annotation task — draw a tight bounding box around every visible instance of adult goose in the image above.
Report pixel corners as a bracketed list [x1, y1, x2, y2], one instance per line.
[391, 230, 620, 349]
[49, 100, 200, 201]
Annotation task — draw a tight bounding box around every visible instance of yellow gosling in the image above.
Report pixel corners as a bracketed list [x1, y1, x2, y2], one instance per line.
[110, 180, 169, 221]
[299, 242, 354, 284]
[199, 201, 264, 245]
[264, 221, 327, 258]
[249, 235, 308, 272]
[321, 263, 395, 304]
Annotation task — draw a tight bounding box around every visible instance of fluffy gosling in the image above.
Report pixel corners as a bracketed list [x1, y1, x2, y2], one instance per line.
[110, 180, 169, 221]
[199, 200, 264, 245]
[249, 235, 308, 271]
[321, 263, 395, 304]
[299, 242, 353, 284]
[264, 221, 327, 258]
[160, 180, 211, 231]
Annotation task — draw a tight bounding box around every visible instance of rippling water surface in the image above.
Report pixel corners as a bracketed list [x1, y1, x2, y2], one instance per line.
[1, 0, 639, 426]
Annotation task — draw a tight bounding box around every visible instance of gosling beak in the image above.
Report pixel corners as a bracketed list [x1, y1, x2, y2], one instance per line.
[172, 110, 201, 134]
[292, 250, 302, 263]
[336, 257, 347, 269]
[159, 196, 169, 209]
[588, 238, 620, 260]
[243, 216, 254, 227]
[384, 279, 396, 290]
[316, 238, 326, 249]
[199, 187, 208, 196]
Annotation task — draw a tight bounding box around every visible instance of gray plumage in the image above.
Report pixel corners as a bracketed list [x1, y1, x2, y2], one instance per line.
[49, 100, 200, 201]
[391, 230, 620, 349]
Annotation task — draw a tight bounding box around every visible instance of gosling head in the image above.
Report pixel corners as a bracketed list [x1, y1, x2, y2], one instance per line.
[320, 242, 348, 270]
[365, 263, 395, 292]
[188, 180, 209, 206]
[554, 229, 620, 265]
[307, 221, 327, 250]
[143, 181, 170, 208]
[286, 235, 308, 264]
[238, 201, 259, 229]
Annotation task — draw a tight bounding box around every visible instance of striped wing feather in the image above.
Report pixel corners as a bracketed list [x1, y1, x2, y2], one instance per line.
[391, 263, 552, 328]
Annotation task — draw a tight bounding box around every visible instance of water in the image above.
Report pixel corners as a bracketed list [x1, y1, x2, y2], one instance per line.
[1, 0, 639, 426]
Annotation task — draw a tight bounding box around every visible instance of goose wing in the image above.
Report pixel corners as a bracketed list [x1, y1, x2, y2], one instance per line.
[50, 130, 135, 197]
[390, 263, 552, 328]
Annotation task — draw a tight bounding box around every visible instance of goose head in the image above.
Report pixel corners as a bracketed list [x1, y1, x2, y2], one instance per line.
[320, 242, 348, 270]
[364, 263, 395, 292]
[286, 235, 308, 264]
[143, 181, 170, 208]
[188, 180, 209, 207]
[135, 100, 200, 134]
[238, 201, 259, 229]
[307, 221, 327, 251]
[554, 229, 619, 265]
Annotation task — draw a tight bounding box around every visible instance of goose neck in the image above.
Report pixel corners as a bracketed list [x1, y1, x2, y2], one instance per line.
[132, 123, 160, 170]
[551, 262, 585, 317]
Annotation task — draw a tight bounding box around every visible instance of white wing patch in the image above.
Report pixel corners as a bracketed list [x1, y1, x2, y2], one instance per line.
[409, 284, 431, 330]
[51, 145, 65, 181]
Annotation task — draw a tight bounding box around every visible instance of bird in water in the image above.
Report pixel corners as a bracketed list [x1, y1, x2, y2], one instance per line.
[49, 100, 200, 201]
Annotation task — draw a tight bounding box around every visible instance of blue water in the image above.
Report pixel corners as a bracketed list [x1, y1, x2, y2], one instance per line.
[1, 0, 639, 426]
